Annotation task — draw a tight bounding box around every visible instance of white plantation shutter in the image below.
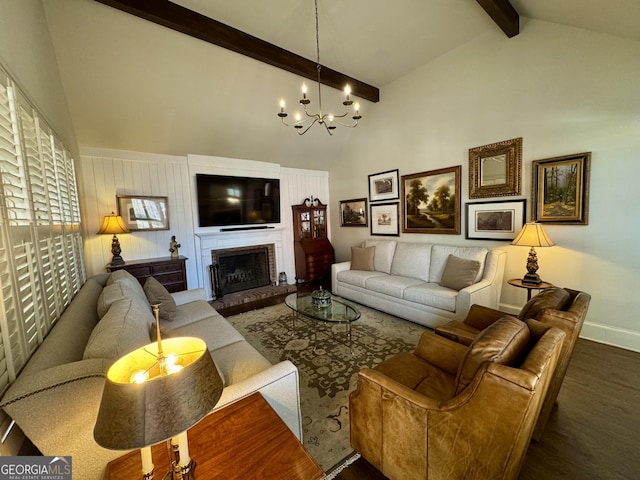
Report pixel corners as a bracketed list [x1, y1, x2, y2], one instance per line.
[0, 64, 85, 394]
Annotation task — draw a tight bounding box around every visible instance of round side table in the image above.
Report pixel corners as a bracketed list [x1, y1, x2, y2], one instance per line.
[508, 278, 553, 301]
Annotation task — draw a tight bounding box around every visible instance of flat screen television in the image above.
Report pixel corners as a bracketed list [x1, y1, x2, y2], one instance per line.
[196, 174, 281, 227]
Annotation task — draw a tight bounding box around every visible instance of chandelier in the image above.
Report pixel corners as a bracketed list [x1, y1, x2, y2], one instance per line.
[277, 0, 361, 135]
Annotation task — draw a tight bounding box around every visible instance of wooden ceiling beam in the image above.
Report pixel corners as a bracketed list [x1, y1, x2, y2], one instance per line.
[94, 0, 380, 103]
[476, 0, 520, 38]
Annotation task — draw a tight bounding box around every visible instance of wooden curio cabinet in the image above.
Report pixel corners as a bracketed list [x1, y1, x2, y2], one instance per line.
[292, 198, 335, 284]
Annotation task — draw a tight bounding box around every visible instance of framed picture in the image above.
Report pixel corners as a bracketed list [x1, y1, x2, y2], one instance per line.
[340, 198, 368, 227]
[368, 169, 399, 202]
[532, 152, 591, 225]
[401, 166, 461, 234]
[370, 202, 400, 236]
[469, 137, 522, 198]
[466, 199, 526, 240]
[117, 195, 169, 231]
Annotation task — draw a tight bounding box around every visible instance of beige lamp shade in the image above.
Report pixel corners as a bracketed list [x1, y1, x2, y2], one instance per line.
[94, 337, 223, 450]
[97, 212, 130, 235]
[511, 222, 555, 247]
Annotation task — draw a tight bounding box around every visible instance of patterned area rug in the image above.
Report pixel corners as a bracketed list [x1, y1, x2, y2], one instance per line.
[226, 302, 427, 473]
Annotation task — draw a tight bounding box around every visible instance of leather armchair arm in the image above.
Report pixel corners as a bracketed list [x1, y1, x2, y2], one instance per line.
[414, 331, 467, 376]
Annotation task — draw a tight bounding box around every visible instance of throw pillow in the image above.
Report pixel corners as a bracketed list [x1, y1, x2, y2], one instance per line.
[143, 277, 177, 322]
[350, 246, 375, 271]
[439, 254, 481, 291]
[518, 287, 571, 321]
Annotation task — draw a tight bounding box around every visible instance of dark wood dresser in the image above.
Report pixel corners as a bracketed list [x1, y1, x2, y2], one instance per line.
[107, 256, 188, 292]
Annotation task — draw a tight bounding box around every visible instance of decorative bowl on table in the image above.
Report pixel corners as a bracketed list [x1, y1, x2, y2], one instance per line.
[311, 286, 332, 308]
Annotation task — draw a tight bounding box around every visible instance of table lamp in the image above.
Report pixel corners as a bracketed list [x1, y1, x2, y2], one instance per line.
[97, 212, 130, 266]
[511, 222, 555, 285]
[94, 306, 223, 480]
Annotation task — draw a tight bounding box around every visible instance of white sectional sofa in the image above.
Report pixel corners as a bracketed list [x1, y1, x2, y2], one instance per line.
[331, 240, 506, 328]
[1, 270, 300, 480]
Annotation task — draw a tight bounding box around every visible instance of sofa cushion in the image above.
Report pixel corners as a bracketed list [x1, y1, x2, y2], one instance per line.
[365, 275, 425, 299]
[107, 269, 150, 308]
[144, 277, 177, 322]
[403, 283, 458, 312]
[455, 315, 529, 394]
[390, 242, 432, 282]
[364, 240, 397, 274]
[518, 287, 571, 321]
[172, 316, 245, 351]
[336, 269, 387, 289]
[97, 282, 127, 318]
[439, 254, 482, 291]
[429, 246, 488, 283]
[83, 298, 153, 360]
[350, 246, 376, 271]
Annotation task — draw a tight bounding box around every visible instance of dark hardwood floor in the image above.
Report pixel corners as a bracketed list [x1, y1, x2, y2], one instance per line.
[333, 338, 640, 480]
[221, 292, 640, 479]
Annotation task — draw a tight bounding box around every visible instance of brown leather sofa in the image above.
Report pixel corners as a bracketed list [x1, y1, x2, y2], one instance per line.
[349, 316, 565, 480]
[435, 287, 591, 439]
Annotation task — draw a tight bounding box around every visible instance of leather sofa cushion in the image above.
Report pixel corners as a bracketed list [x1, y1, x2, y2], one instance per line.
[350, 246, 376, 271]
[455, 315, 529, 394]
[364, 239, 397, 274]
[390, 242, 432, 282]
[439, 254, 482, 291]
[518, 287, 571, 321]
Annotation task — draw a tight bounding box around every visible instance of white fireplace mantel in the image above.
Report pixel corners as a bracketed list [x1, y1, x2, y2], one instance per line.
[195, 227, 286, 299]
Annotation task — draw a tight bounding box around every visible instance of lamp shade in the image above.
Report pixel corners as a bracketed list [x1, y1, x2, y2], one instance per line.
[97, 212, 130, 235]
[93, 337, 223, 450]
[511, 222, 555, 247]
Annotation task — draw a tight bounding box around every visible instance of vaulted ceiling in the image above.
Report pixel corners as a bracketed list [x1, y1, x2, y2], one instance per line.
[41, 0, 640, 166]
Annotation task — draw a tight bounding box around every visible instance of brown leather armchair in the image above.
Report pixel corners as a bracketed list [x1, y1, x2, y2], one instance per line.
[435, 287, 591, 439]
[350, 316, 565, 480]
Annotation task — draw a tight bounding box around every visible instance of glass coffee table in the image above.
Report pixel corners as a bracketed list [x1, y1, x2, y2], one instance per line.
[284, 292, 360, 354]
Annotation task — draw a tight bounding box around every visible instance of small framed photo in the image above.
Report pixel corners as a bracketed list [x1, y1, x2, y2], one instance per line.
[469, 137, 522, 198]
[466, 199, 526, 240]
[401, 166, 461, 235]
[368, 169, 399, 202]
[532, 152, 590, 225]
[340, 198, 368, 227]
[117, 195, 169, 231]
[370, 202, 400, 236]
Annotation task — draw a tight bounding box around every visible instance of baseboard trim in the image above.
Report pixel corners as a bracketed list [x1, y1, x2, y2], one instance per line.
[580, 322, 640, 353]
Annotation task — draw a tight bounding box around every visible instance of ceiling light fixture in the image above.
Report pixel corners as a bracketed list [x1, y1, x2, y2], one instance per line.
[277, 0, 361, 135]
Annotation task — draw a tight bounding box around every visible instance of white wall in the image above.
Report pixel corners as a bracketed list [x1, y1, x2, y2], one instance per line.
[80, 148, 330, 293]
[329, 19, 640, 352]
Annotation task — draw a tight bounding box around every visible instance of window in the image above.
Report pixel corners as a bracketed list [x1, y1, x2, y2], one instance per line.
[0, 65, 85, 394]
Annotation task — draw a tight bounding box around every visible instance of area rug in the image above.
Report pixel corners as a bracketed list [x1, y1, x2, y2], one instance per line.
[226, 302, 427, 473]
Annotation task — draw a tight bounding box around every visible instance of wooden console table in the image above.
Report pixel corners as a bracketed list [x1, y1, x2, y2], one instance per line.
[106, 392, 324, 480]
[107, 256, 187, 292]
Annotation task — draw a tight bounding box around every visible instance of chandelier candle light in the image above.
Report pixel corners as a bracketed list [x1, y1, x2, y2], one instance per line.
[277, 0, 361, 135]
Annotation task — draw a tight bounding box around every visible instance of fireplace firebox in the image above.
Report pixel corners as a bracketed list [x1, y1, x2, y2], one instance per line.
[210, 244, 276, 298]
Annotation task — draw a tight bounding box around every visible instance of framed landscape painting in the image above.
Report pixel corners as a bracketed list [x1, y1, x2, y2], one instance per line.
[466, 199, 526, 240]
[401, 166, 461, 234]
[370, 202, 399, 236]
[368, 169, 399, 202]
[532, 152, 590, 225]
[340, 198, 368, 227]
